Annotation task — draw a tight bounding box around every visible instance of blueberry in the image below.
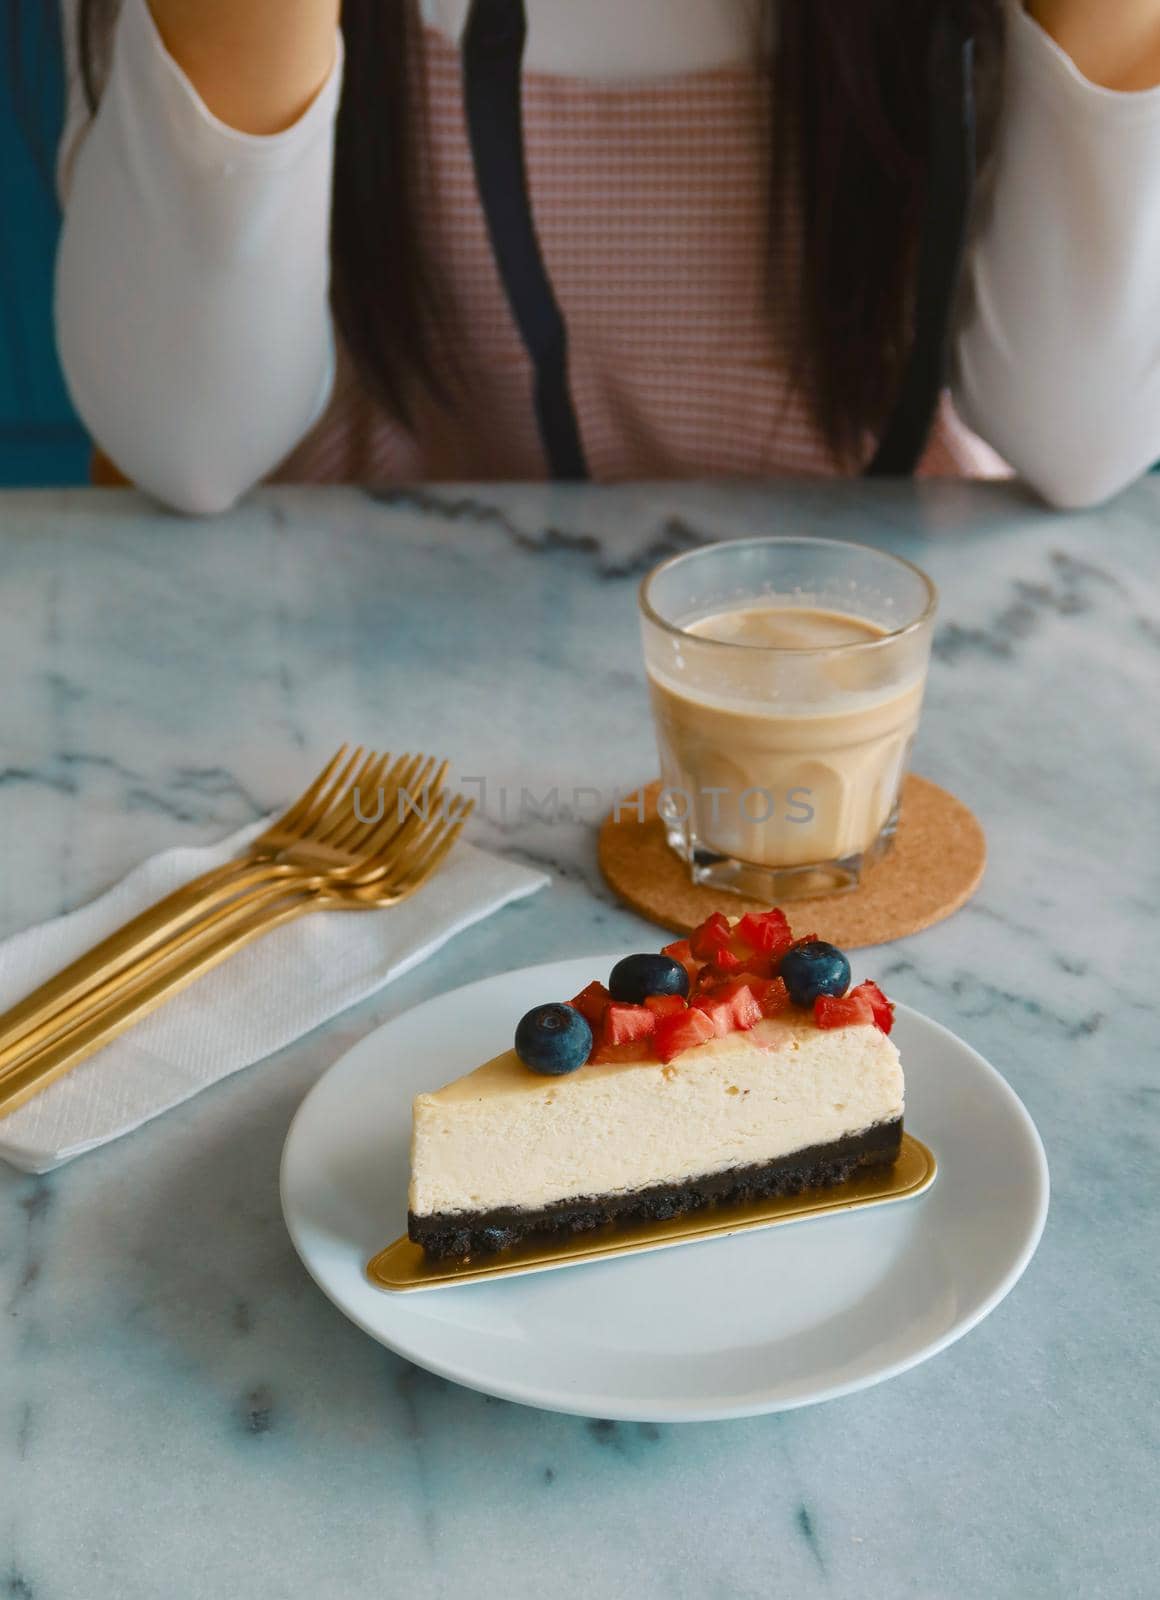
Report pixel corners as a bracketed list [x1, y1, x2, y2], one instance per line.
[608, 953, 690, 1004]
[515, 1003, 592, 1076]
[779, 941, 851, 1007]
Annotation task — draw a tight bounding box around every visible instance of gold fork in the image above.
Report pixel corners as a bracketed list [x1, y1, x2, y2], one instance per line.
[0, 754, 453, 1077]
[0, 793, 472, 1120]
[0, 746, 445, 1067]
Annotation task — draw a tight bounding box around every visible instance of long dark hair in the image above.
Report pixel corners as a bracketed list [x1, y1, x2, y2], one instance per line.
[77, 0, 1004, 466]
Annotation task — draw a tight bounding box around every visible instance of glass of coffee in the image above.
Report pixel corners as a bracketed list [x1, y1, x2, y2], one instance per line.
[639, 536, 937, 899]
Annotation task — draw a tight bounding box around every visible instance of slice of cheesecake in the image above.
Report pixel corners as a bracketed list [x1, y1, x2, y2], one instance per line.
[408, 909, 902, 1259]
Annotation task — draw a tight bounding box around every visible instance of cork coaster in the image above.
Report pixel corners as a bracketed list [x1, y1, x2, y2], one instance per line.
[598, 775, 985, 950]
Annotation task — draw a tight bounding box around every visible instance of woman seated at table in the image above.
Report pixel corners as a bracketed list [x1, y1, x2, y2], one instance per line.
[55, 1, 1160, 514]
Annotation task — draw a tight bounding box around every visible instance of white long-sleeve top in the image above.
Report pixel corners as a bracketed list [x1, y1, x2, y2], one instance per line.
[55, 0, 1160, 512]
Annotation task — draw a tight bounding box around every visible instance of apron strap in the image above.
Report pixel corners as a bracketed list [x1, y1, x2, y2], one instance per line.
[865, 6, 977, 476]
[462, 0, 589, 480]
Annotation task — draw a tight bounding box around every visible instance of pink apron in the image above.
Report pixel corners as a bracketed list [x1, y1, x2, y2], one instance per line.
[279, 24, 1004, 486]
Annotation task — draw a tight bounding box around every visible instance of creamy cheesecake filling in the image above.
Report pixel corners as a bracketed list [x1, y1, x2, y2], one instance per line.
[409, 1015, 902, 1219]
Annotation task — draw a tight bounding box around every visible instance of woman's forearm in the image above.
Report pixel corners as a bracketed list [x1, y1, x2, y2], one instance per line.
[1028, 1, 1160, 90]
[56, 0, 342, 513]
[146, 0, 339, 133]
[952, 5, 1160, 507]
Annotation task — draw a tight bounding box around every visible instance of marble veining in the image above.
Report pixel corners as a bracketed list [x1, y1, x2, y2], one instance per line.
[0, 480, 1157, 1599]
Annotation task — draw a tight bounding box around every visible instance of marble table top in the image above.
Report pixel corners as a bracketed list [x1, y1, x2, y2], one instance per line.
[0, 480, 1156, 1599]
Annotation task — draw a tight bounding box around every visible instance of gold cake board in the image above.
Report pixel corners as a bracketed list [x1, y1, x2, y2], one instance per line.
[368, 1133, 936, 1293]
[598, 774, 985, 949]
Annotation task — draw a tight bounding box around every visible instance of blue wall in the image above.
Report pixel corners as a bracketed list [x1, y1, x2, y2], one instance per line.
[1, 3, 89, 486]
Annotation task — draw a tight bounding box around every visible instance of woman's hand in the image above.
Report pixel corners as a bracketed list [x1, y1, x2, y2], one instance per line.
[1028, 2, 1160, 90]
[147, 1, 340, 134]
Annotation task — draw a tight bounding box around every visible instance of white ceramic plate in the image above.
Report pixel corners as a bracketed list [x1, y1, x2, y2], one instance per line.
[281, 956, 1049, 1422]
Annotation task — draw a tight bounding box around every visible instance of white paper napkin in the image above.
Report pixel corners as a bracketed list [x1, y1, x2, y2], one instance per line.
[0, 821, 548, 1173]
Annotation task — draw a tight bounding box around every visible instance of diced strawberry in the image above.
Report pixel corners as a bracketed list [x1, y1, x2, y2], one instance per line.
[813, 992, 876, 1029]
[653, 1006, 717, 1063]
[732, 953, 774, 980]
[706, 945, 744, 975]
[692, 980, 764, 1036]
[689, 912, 732, 961]
[590, 1039, 656, 1066]
[722, 982, 764, 1031]
[599, 1002, 656, 1049]
[744, 975, 790, 1017]
[568, 980, 611, 1029]
[644, 993, 687, 1019]
[661, 939, 700, 985]
[849, 979, 895, 1034]
[736, 909, 793, 957]
[690, 993, 731, 1036]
